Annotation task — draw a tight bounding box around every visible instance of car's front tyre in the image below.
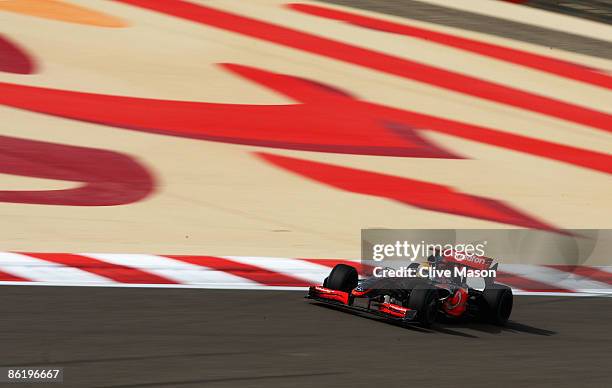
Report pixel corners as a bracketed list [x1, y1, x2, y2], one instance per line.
[407, 283, 438, 327]
[326, 264, 358, 293]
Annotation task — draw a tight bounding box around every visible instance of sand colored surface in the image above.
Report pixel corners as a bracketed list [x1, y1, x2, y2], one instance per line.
[0, 0, 127, 27]
[0, 0, 610, 262]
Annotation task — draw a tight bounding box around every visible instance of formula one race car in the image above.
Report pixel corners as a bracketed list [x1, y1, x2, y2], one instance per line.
[306, 254, 513, 327]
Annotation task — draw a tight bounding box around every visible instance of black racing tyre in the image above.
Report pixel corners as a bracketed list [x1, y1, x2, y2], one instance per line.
[407, 284, 438, 327]
[482, 284, 513, 325]
[322, 277, 329, 288]
[326, 264, 358, 293]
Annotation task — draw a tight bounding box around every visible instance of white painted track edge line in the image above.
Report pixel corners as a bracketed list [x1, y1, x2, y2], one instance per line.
[1, 281, 611, 297]
[0, 281, 306, 291]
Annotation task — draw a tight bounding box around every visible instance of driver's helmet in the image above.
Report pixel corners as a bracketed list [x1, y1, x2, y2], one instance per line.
[427, 249, 444, 265]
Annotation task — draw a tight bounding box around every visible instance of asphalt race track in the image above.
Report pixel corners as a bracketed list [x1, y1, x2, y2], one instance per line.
[1, 286, 610, 388]
[322, 0, 612, 58]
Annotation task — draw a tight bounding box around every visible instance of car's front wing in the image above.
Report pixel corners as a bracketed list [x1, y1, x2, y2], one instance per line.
[305, 286, 418, 323]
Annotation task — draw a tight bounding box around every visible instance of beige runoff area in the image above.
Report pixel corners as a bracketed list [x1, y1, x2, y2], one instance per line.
[0, 0, 610, 262]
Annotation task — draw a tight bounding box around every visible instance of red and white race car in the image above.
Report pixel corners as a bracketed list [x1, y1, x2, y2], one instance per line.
[306, 253, 513, 327]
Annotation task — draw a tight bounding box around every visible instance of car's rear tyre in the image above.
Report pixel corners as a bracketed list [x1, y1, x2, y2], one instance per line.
[482, 284, 513, 325]
[326, 264, 358, 293]
[407, 284, 438, 327]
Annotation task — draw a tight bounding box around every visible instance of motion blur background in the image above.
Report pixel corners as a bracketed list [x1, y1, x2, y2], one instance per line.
[1, 0, 611, 259]
[0, 1, 611, 387]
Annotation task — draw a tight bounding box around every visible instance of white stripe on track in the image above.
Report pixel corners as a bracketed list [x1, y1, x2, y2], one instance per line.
[224, 256, 329, 284]
[595, 266, 612, 275]
[0, 281, 304, 291]
[0, 280, 610, 296]
[0, 252, 112, 284]
[83, 253, 257, 286]
[1, 252, 610, 297]
[512, 290, 612, 297]
[500, 264, 611, 291]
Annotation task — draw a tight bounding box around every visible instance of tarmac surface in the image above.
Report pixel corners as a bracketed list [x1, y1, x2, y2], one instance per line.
[323, 0, 612, 58]
[1, 286, 611, 388]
